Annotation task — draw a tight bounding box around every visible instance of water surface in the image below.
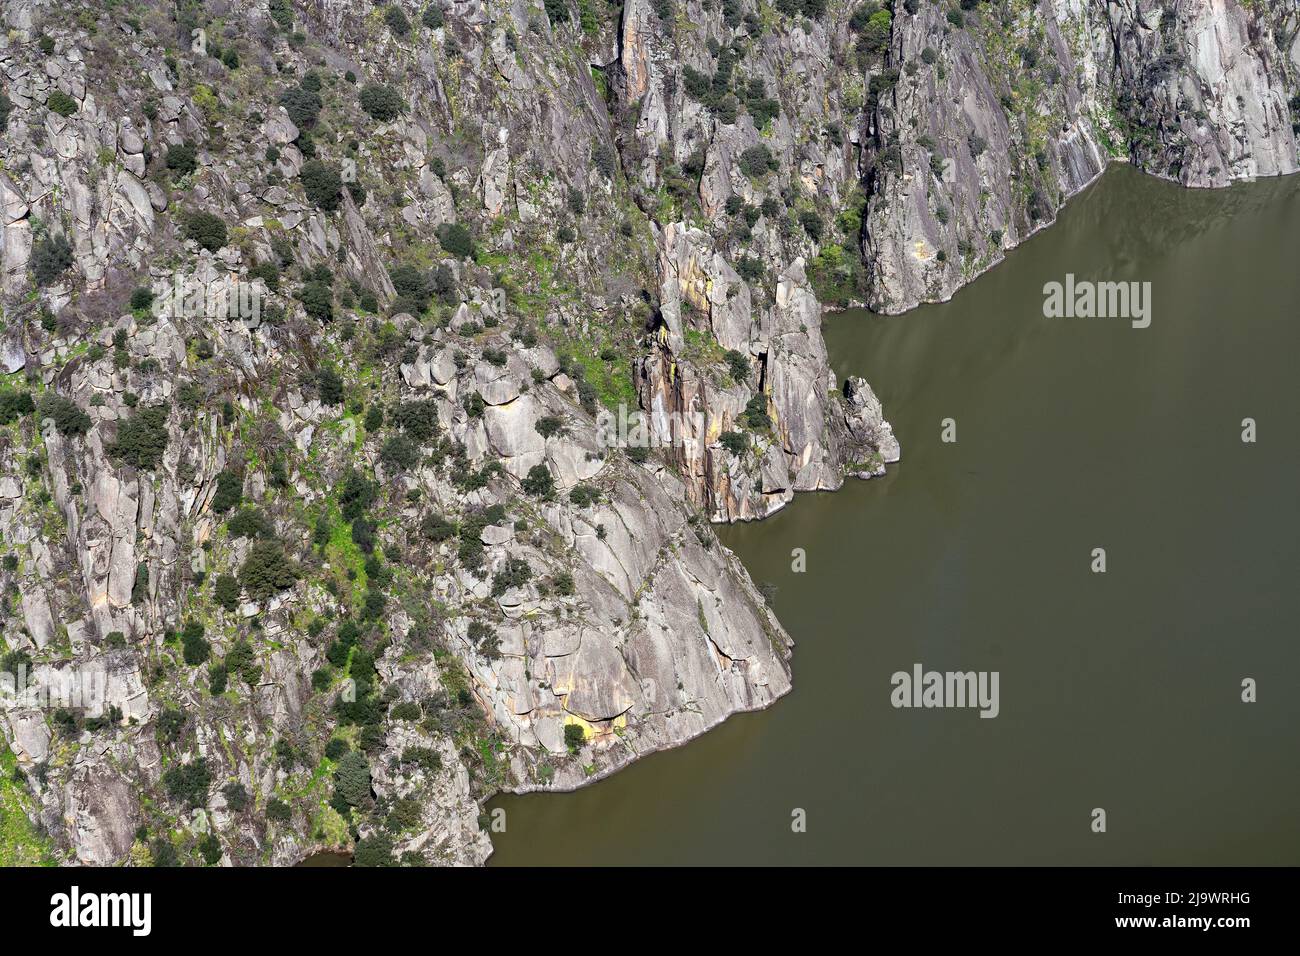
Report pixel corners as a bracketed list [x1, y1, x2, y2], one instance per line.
[488, 166, 1300, 865]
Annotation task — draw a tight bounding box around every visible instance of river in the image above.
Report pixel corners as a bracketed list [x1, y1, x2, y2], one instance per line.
[486, 165, 1300, 865]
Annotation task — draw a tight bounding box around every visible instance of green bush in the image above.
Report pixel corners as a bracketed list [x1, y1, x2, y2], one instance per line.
[564, 723, 586, 752]
[739, 145, 777, 177]
[385, 6, 411, 35]
[435, 222, 473, 258]
[228, 507, 273, 539]
[214, 573, 240, 611]
[422, 6, 445, 29]
[392, 398, 439, 442]
[129, 286, 156, 311]
[47, 90, 77, 116]
[491, 557, 533, 596]
[742, 394, 771, 430]
[0, 391, 34, 425]
[211, 470, 243, 514]
[36, 394, 91, 436]
[380, 433, 419, 471]
[300, 159, 342, 210]
[184, 211, 228, 252]
[359, 83, 405, 122]
[108, 405, 170, 469]
[266, 799, 292, 823]
[32, 234, 74, 286]
[181, 620, 210, 665]
[222, 782, 249, 812]
[724, 349, 750, 382]
[279, 86, 322, 129]
[0, 92, 11, 133]
[300, 280, 334, 322]
[239, 540, 300, 600]
[334, 751, 372, 806]
[719, 431, 748, 456]
[317, 366, 343, 404]
[208, 663, 228, 694]
[163, 758, 212, 807]
[165, 143, 198, 177]
[522, 464, 555, 499]
[199, 833, 223, 864]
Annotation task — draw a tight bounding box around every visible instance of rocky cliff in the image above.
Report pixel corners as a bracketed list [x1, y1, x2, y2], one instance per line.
[0, 0, 1293, 866]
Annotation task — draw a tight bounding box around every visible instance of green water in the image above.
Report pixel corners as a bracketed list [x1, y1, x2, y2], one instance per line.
[487, 166, 1300, 865]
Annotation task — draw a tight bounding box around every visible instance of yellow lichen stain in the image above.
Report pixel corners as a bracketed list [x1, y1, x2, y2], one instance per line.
[912, 240, 934, 261]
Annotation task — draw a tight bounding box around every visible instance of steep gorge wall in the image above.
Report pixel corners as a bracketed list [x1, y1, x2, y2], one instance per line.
[0, 0, 1294, 867]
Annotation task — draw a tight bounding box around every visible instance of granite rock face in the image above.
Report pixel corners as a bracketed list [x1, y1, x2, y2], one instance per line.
[0, 0, 1292, 867]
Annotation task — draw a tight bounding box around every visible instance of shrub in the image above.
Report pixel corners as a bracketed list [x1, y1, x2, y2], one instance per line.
[184, 211, 228, 252]
[354, 833, 393, 867]
[435, 222, 473, 258]
[0, 92, 11, 133]
[384, 6, 411, 35]
[535, 415, 565, 438]
[491, 557, 533, 596]
[198, 833, 223, 864]
[544, 0, 571, 24]
[165, 143, 198, 177]
[564, 723, 586, 753]
[228, 507, 272, 543]
[36, 394, 91, 436]
[208, 663, 228, 694]
[157, 707, 185, 745]
[739, 145, 776, 177]
[211, 470, 243, 514]
[317, 366, 343, 404]
[239, 540, 300, 600]
[359, 83, 405, 122]
[300, 159, 342, 210]
[214, 573, 240, 611]
[266, 799, 292, 823]
[0, 390, 35, 425]
[522, 464, 555, 499]
[163, 758, 212, 807]
[422, 6, 445, 29]
[724, 349, 750, 382]
[720, 431, 748, 456]
[324, 738, 349, 761]
[32, 234, 74, 286]
[742, 394, 771, 430]
[47, 90, 77, 116]
[380, 433, 419, 471]
[421, 512, 455, 542]
[129, 286, 156, 311]
[300, 280, 334, 322]
[335, 751, 372, 806]
[401, 746, 441, 774]
[108, 405, 170, 469]
[181, 620, 210, 665]
[222, 782, 249, 812]
[392, 398, 439, 442]
[279, 86, 322, 129]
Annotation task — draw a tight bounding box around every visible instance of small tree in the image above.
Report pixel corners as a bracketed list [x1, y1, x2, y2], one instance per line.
[239, 540, 300, 601]
[359, 83, 405, 122]
[32, 235, 74, 286]
[564, 723, 586, 753]
[435, 222, 473, 258]
[184, 211, 228, 252]
[300, 159, 342, 210]
[214, 573, 240, 611]
[522, 464, 555, 499]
